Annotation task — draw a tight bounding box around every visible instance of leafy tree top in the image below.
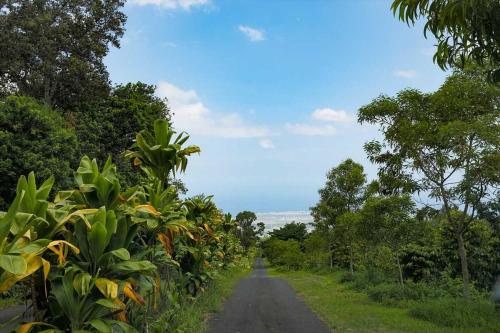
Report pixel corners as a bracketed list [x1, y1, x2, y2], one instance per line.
[311, 159, 367, 227]
[358, 71, 499, 232]
[392, 0, 500, 82]
[0, 0, 126, 108]
[269, 222, 308, 243]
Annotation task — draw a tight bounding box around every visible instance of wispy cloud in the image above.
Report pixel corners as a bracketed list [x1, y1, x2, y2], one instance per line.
[156, 81, 272, 138]
[393, 69, 417, 78]
[238, 25, 266, 42]
[161, 41, 177, 48]
[312, 108, 352, 122]
[259, 139, 275, 149]
[130, 0, 210, 10]
[285, 123, 336, 136]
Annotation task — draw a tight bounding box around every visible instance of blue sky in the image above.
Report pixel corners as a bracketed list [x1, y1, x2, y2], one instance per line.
[105, 0, 448, 214]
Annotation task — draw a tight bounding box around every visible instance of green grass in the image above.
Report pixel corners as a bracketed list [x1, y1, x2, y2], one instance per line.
[0, 296, 22, 310]
[152, 263, 251, 333]
[269, 269, 493, 333]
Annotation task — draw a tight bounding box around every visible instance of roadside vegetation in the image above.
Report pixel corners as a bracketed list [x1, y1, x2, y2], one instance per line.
[262, 69, 500, 332]
[0, 0, 499, 332]
[270, 269, 498, 333]
[0, 2, 263, 332]
[151, 253, 253, 333]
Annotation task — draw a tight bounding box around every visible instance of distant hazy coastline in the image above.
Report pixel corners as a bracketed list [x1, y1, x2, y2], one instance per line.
[255, 211, 313, 232]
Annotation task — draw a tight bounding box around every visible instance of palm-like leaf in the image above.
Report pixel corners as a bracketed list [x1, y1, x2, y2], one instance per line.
[125, 119, 200, 185]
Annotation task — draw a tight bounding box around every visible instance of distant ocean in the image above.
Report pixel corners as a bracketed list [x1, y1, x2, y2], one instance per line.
[255, 211, 314, 232]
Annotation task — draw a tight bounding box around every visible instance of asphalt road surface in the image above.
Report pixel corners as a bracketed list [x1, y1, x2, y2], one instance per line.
[206, 258, 331, 333]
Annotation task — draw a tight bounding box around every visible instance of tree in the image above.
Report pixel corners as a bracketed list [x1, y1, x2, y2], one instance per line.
[76, 82, 172, 187]
[269, 222, 308, 243]
[391, 0, 500, 82]
[358, 71, 500, 298]
[359, 195, 416, 285]
[0, 0, 126, 109]
[0, 96, 78, 208]
[310, 159, 367, 269]
[235, 211, 258, 249]
[256, 222, 266, 237]
[334, 212, 361, 275]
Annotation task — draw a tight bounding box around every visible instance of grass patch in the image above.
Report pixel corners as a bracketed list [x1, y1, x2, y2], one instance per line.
[409, 298, 500, 332]
[0, 296, 22, 310]
[270, 269, 494, 333]
[151, 263, 251, 333]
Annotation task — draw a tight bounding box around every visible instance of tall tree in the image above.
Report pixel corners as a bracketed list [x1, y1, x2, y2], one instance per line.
[358, 71, 500, 298]
[311, 159, 367, 269]
[391, 0, 500, 82]
[235, 211, 258, 249]
[76, 82, 172, 187]
[359, 195, 416, 285]
[0, 0, 126, 109]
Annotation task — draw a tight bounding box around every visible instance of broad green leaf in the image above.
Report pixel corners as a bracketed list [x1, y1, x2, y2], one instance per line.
[88, 319, 112, 333]
[0, 255, 27, 275]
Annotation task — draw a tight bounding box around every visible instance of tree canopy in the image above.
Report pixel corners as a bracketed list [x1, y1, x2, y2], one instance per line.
[0, 0, 126, 108]
[391, 0, 500, 82]
[269, 222, 308, 243]
[359, 70, 500, 298]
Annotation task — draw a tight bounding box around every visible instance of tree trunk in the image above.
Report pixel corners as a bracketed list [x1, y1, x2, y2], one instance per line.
[349, 246, 354, 275]
[396, 251, 404, 286]
[457, 232, 471, 299]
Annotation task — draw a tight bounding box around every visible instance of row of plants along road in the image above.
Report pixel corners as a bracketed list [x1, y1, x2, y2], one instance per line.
[262, 69, 500, 332]
[0, 2, 261, 331]
[0, 116, 252, 332]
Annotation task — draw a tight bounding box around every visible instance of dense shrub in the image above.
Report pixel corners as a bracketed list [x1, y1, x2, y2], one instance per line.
[348, 269, 389, 292]
[367, 282, 444, 306]
[409, 298, 500, 330]
[0, 96, 78, 208]
[263, 238, 304, 270]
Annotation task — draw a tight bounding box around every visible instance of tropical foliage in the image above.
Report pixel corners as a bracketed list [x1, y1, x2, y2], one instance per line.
[0, 119, 246, 332]
[391, 0, 500, 82]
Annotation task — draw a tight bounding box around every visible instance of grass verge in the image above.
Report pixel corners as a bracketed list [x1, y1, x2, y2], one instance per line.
[151, 263, 252, 333]
[269, 269, 497, 333]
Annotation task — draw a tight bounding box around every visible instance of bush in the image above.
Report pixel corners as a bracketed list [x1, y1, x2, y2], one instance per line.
[409, 298, 500, 330]
[263, 238, 304, 270]
[339, 271, 356, 283]
[367, 282, 443, 306]
[348, 269, 389, 292]
[0, 96, 78, 208]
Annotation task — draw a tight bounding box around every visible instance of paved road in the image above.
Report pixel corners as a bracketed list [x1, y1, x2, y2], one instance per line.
[206, 258, 331, 333]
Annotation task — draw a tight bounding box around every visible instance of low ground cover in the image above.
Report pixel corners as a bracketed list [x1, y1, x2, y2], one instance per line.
[270, 269, 500, 333]
[151, 259, 252, 333]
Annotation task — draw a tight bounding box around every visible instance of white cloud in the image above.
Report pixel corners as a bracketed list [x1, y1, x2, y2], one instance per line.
[285, 123, 337, 136]
[393, 69, 417, 78]
[156, 81, 272, 138]
[238, 25, 266, 42]
[130, 0, 209, 10]
[312, 108, 352, 122]
[259, 139, 275, 149]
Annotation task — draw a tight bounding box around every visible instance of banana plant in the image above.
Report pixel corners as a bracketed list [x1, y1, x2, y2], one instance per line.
[0, 173, 78, 293]
[55, 156, 121, 210]
[125, 119, 200, 186]
[41, 266, 140, 332]
[43, 206, 157, 331]
[176, 195, 224, 295]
